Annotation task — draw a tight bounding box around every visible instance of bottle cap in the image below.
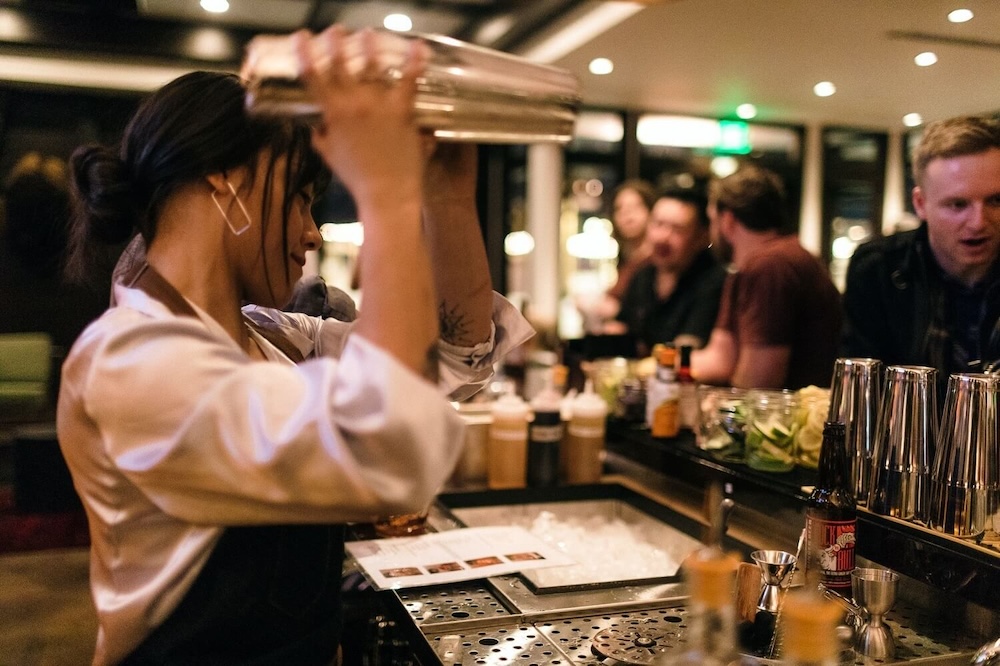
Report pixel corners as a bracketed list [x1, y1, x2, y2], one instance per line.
[682, 548, 739, 610]
[560, 388, 577, 421]
[658, 346, 677, 367]
[572, 379, 608, 418]
[492, 392, 528, 418]
[530, 368, 563, 412]
[780, 589, 843, 660]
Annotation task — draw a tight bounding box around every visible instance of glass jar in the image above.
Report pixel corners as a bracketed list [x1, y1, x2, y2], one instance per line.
[696, 385, 747, 463]
[745, 389, 799, 472]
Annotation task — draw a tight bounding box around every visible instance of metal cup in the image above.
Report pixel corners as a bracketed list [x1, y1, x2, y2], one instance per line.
[750, 549, 796, 614]
[868, 365, 938, 523]
[851, 567, 899, 661]
[929, 373, 1000, 539]
[827, 358, 883, 506]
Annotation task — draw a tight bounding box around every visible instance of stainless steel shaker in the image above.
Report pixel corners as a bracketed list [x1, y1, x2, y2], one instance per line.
[240, 29, 582, 144]
[868, 365, 938, 523]
[827, 358, 882, 506]
[928, 373, 999, 539]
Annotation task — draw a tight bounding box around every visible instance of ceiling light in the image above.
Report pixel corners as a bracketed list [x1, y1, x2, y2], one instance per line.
[710, 156, 739, 178]
[947, 8, 974, 23]
[914, 51, 938, 67]
[0, 53, 196, 91]
[588, 57, 613, 75]
[504, 230, 535, 257]
[383, 13, 412, 32]
[199, 0, 229, 14]
[736, 103, 757, 120]
[813, 81, 836, 97]
[903, 113, 923, 127]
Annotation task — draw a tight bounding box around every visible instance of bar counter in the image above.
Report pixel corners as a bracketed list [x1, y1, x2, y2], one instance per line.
[340, 419, 1000, 664]
[603, 419, 1000, 614]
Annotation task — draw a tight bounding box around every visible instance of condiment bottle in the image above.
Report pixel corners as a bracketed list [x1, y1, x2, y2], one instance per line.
[647, 345, 680, 438]
[778, 588, 844, 666]
[565, 379, 607, 484]
[653, 547, 741, 665]
[804, 421, 856, 595]
[527, 375, 564, 487]
[678, 344, 699, 430]
[487, 392, 529, 489]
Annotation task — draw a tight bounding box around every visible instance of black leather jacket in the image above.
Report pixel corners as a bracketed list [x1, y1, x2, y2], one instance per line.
[842, 224, 1000, 379]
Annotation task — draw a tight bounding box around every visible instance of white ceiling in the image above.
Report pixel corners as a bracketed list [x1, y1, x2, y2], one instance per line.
[64, 0, 1000, 131]
[538, 0, 1000, 130]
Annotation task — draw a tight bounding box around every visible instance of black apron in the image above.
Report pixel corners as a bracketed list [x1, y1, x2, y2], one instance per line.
[120, 264, 345, 665]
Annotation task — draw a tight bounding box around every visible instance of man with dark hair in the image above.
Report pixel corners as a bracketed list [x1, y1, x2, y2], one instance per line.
[692, 165, 842, 389]
[614, 187, 726, 355]
[842, 115, 1000, 378]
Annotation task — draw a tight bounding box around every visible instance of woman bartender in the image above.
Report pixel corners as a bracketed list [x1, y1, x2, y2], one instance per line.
[57, 27, 531, 665]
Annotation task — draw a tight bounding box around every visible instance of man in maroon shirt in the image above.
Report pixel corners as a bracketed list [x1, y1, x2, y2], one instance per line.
[692, 165, 842, 389]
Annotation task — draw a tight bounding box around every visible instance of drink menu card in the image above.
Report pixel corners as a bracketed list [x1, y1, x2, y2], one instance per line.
[345, 526, 577, 590]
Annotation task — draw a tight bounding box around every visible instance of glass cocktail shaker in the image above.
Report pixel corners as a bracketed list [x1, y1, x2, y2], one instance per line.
[240, 29, 582, 144]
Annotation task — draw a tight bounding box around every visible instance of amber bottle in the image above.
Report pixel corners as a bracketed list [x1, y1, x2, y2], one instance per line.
[804, 421, 856, 595]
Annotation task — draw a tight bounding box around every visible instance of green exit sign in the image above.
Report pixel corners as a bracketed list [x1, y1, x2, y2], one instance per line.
[718, 120, 751, 154]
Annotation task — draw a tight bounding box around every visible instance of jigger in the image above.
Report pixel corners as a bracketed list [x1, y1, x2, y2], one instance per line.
[852, 568, 899, 661]
[750, 549, 796, 614]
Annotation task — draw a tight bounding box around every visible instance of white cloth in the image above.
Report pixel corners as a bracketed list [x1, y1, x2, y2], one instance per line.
[57, 283, 533, 665]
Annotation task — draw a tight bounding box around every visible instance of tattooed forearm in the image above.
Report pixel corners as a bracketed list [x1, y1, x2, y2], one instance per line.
[439, 301, 472, 345]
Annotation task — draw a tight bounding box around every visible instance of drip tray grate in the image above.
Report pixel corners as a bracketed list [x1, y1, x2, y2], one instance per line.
[398, 583, 515, 629]
[417, 594, 976, 665]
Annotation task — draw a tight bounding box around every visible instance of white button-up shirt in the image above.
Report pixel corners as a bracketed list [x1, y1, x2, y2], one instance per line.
[57, 282, 532, 665]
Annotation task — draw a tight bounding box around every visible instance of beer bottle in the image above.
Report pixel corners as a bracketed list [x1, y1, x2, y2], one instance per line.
[804, 421, 856, 595]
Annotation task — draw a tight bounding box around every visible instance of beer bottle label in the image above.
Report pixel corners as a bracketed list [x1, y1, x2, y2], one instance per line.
[806, 515, 856, 592]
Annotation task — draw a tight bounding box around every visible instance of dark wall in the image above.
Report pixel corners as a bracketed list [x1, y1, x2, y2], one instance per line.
[0, 84, 140, 177]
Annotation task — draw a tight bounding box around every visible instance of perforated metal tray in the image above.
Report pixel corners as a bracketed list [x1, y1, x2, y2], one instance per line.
[413, 588, 977, 665]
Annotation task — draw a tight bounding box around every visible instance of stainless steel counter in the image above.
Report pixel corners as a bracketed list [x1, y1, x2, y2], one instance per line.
[366, 467, 995, 665]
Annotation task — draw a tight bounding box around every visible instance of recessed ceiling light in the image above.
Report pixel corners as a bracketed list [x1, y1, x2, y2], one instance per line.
[813, 81, 836, 97]
[199, 0, 229, 13]
[383, 13, 412, 32]
[736, 103, 757, 120]
[948, 8, 974, 23]
[588, 57, 614, 75]
[903, 113, 923, 127]
[914, 51, 938, 67]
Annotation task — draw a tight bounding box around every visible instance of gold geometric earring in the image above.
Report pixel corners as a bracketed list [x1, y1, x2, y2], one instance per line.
[211, 181, 253, 236]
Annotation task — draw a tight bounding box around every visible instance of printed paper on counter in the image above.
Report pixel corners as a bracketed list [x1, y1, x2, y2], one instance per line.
[345, 525, 576, 590]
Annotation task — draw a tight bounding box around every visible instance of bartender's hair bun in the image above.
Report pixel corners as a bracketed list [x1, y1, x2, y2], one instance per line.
[70, 144, 136, 245]
[65, 70, 325, 286]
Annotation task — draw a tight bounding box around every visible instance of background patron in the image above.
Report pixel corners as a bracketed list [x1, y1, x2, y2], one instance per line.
[692, 165, 842, 389]
[842, 115, 1000, 381]
[615, 187, 725, 356]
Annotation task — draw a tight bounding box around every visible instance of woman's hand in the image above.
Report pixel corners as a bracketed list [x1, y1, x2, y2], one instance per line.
[294, 26, 428, 207]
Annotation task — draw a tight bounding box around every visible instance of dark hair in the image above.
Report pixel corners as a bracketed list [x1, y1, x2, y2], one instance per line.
[66, 71, 329, 295]
[656, 186, 710, 229]
[3, 152, 70, 277]
[613, 178, 657, 213]
[911, 115, 1000, 184]
[709, 164, 787, 232]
